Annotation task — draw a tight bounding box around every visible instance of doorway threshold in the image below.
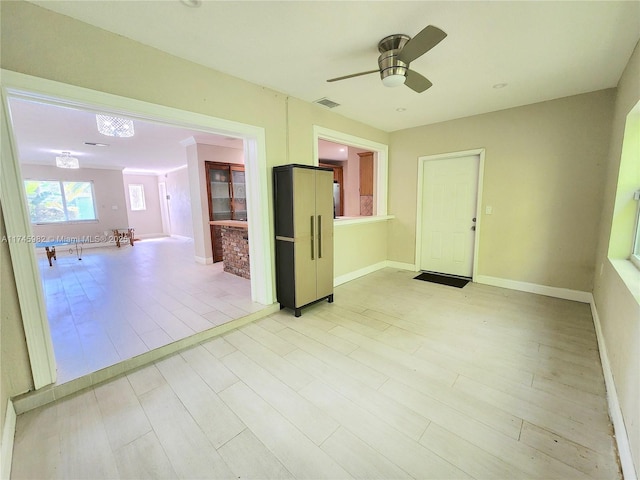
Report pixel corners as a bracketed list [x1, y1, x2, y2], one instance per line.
[12, 304, 279, 415]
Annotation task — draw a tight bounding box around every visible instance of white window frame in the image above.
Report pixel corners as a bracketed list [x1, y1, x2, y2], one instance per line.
[313, 125, 388, 218]
[128, 183, 146, 211]
[631, 191, 640, 270]
[24, 179, 98, 224]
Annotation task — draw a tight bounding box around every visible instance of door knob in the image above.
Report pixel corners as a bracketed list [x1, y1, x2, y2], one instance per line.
[471, 226, 476, 231]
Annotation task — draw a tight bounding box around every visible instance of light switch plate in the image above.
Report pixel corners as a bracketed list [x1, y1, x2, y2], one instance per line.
[485, 206, 493, 215]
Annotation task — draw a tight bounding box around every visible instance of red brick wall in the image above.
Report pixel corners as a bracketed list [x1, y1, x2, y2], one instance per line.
[220, 226, 250, 279]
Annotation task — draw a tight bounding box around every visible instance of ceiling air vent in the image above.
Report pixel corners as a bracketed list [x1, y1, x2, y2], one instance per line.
[314, 97, 341, 109]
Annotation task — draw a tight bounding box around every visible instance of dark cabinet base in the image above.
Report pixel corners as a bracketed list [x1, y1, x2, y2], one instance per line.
[280, 294, 334, 317]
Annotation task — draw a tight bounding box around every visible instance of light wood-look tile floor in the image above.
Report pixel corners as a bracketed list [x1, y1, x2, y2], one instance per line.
[13, 268, 621, 479]
[38, 237, 263, 384]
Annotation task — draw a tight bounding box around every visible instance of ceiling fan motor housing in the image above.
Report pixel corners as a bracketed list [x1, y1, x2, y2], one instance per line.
[377, 34, 410, 83]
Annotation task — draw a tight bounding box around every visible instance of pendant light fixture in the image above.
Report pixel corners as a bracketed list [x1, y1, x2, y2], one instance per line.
[55, 152, 79, 169]
[96, 114, 135, 137]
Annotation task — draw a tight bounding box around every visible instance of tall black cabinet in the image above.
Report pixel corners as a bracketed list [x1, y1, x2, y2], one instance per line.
[274, 165, 334, 316]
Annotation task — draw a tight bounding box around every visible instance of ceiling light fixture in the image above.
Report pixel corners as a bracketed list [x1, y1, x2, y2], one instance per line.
[96, 115, 135, 137]
[381, 73, 406, 88]
[55, 152, 79, 169]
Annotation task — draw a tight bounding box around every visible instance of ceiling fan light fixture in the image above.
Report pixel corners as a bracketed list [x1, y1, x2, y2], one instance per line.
[382, 73, 406, 88]
[56, 152, 79, 169]
[96, 114, 135, 137]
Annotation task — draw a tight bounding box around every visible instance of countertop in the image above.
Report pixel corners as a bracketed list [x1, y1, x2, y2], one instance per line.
[209, 220, 248, 229]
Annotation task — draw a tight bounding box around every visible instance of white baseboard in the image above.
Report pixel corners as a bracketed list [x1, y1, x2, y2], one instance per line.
[334, 261, 388, 286]
[475, 275, 592, 303]
[1, 399, 16, 480]
[194, 255, 214, 265]
[334, 260, 417, 287]
[135, 233, 169, 240]
[386, 261, 417, 271]
[590, 298, 637, 480]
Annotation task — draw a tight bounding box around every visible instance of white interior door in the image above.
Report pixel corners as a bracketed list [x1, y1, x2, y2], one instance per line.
[420, 155, 479, 277]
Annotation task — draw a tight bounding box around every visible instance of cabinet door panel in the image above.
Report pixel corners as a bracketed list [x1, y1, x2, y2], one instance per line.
[292, 168, 316, 240]
[294, 240, 317, 307]
[315, 170, 334, 298]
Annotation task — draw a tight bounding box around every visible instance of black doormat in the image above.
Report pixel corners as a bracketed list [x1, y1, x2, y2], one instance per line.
[414, 272, 470, 288]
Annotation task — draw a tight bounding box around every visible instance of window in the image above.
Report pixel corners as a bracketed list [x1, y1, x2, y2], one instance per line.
[128, 184, 146, 211]
[24, 180, 97, 224]
[631, 191, 640, 269]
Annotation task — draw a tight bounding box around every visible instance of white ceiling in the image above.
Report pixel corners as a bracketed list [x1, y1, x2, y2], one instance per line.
[8, 97, 244, 174]
[28, 0, 640, 133]
[8, 98, 353, 173]
[10, 1, 640, 174]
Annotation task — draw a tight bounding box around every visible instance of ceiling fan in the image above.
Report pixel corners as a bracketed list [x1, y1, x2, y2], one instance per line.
[327, 25, 447, 93]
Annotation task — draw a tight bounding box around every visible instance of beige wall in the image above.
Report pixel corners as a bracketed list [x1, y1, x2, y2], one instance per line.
[21, 164, 129, 240]
[0, 206, 34, 435]
[389, 89, 615, 292]
[593, 40, 640, 476]
[334, 221, 388, 279]
[197, 144, 244, 165]
[122, 174, 163, 237]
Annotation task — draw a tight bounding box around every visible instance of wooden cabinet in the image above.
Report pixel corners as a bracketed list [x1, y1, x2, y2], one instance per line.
[205, 162, 246, 263]
[274, 164, 334, 316]
[358, 152, 374, 215]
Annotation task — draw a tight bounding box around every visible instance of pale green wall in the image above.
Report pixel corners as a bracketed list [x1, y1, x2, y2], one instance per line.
[389, 89, 615, 292]
[0, 206, 34, 435]
[593, 40, 640, 476]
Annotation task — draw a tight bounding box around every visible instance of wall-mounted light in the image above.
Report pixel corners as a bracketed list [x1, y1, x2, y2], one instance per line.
[56, 152, 79, 169]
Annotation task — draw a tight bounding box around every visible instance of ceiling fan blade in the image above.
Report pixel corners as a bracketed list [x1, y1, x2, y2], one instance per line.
[398, 25, 447, 64]
[405, 69, 433, 93]
[327, 70, 379, 82]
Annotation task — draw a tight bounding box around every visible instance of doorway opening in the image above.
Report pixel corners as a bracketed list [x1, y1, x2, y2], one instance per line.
[415, 149, 485, 280]
[313, 125, 389, 218]
[1, 72, 274, 388]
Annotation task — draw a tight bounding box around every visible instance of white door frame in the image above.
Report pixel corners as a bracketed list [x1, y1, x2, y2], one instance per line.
[0, 70, 275, 388]
[158, 182, 171, 235]
[415, 148, 485, 280]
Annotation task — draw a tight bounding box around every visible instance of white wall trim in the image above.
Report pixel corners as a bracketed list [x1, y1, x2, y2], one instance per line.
[1, 400, 16, 480]
[590, 297, 637, 480]
[415, 149, 485, 280]
[334, 261, 388, 287]
[312, 126, 389, 216]
[476, 275, 592, 303]
[334, 260, 417, 287]
[385, 261, 418, 271]
[133, 233, 169, 240]
[1, 84, 56, 388]
[334, 215, 394, 227]
[194, 255, 214, 265]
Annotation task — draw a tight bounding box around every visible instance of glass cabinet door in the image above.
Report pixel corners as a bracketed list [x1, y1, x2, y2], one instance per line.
[209, 165, 232, 220]
[231, 169, 247, 220]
